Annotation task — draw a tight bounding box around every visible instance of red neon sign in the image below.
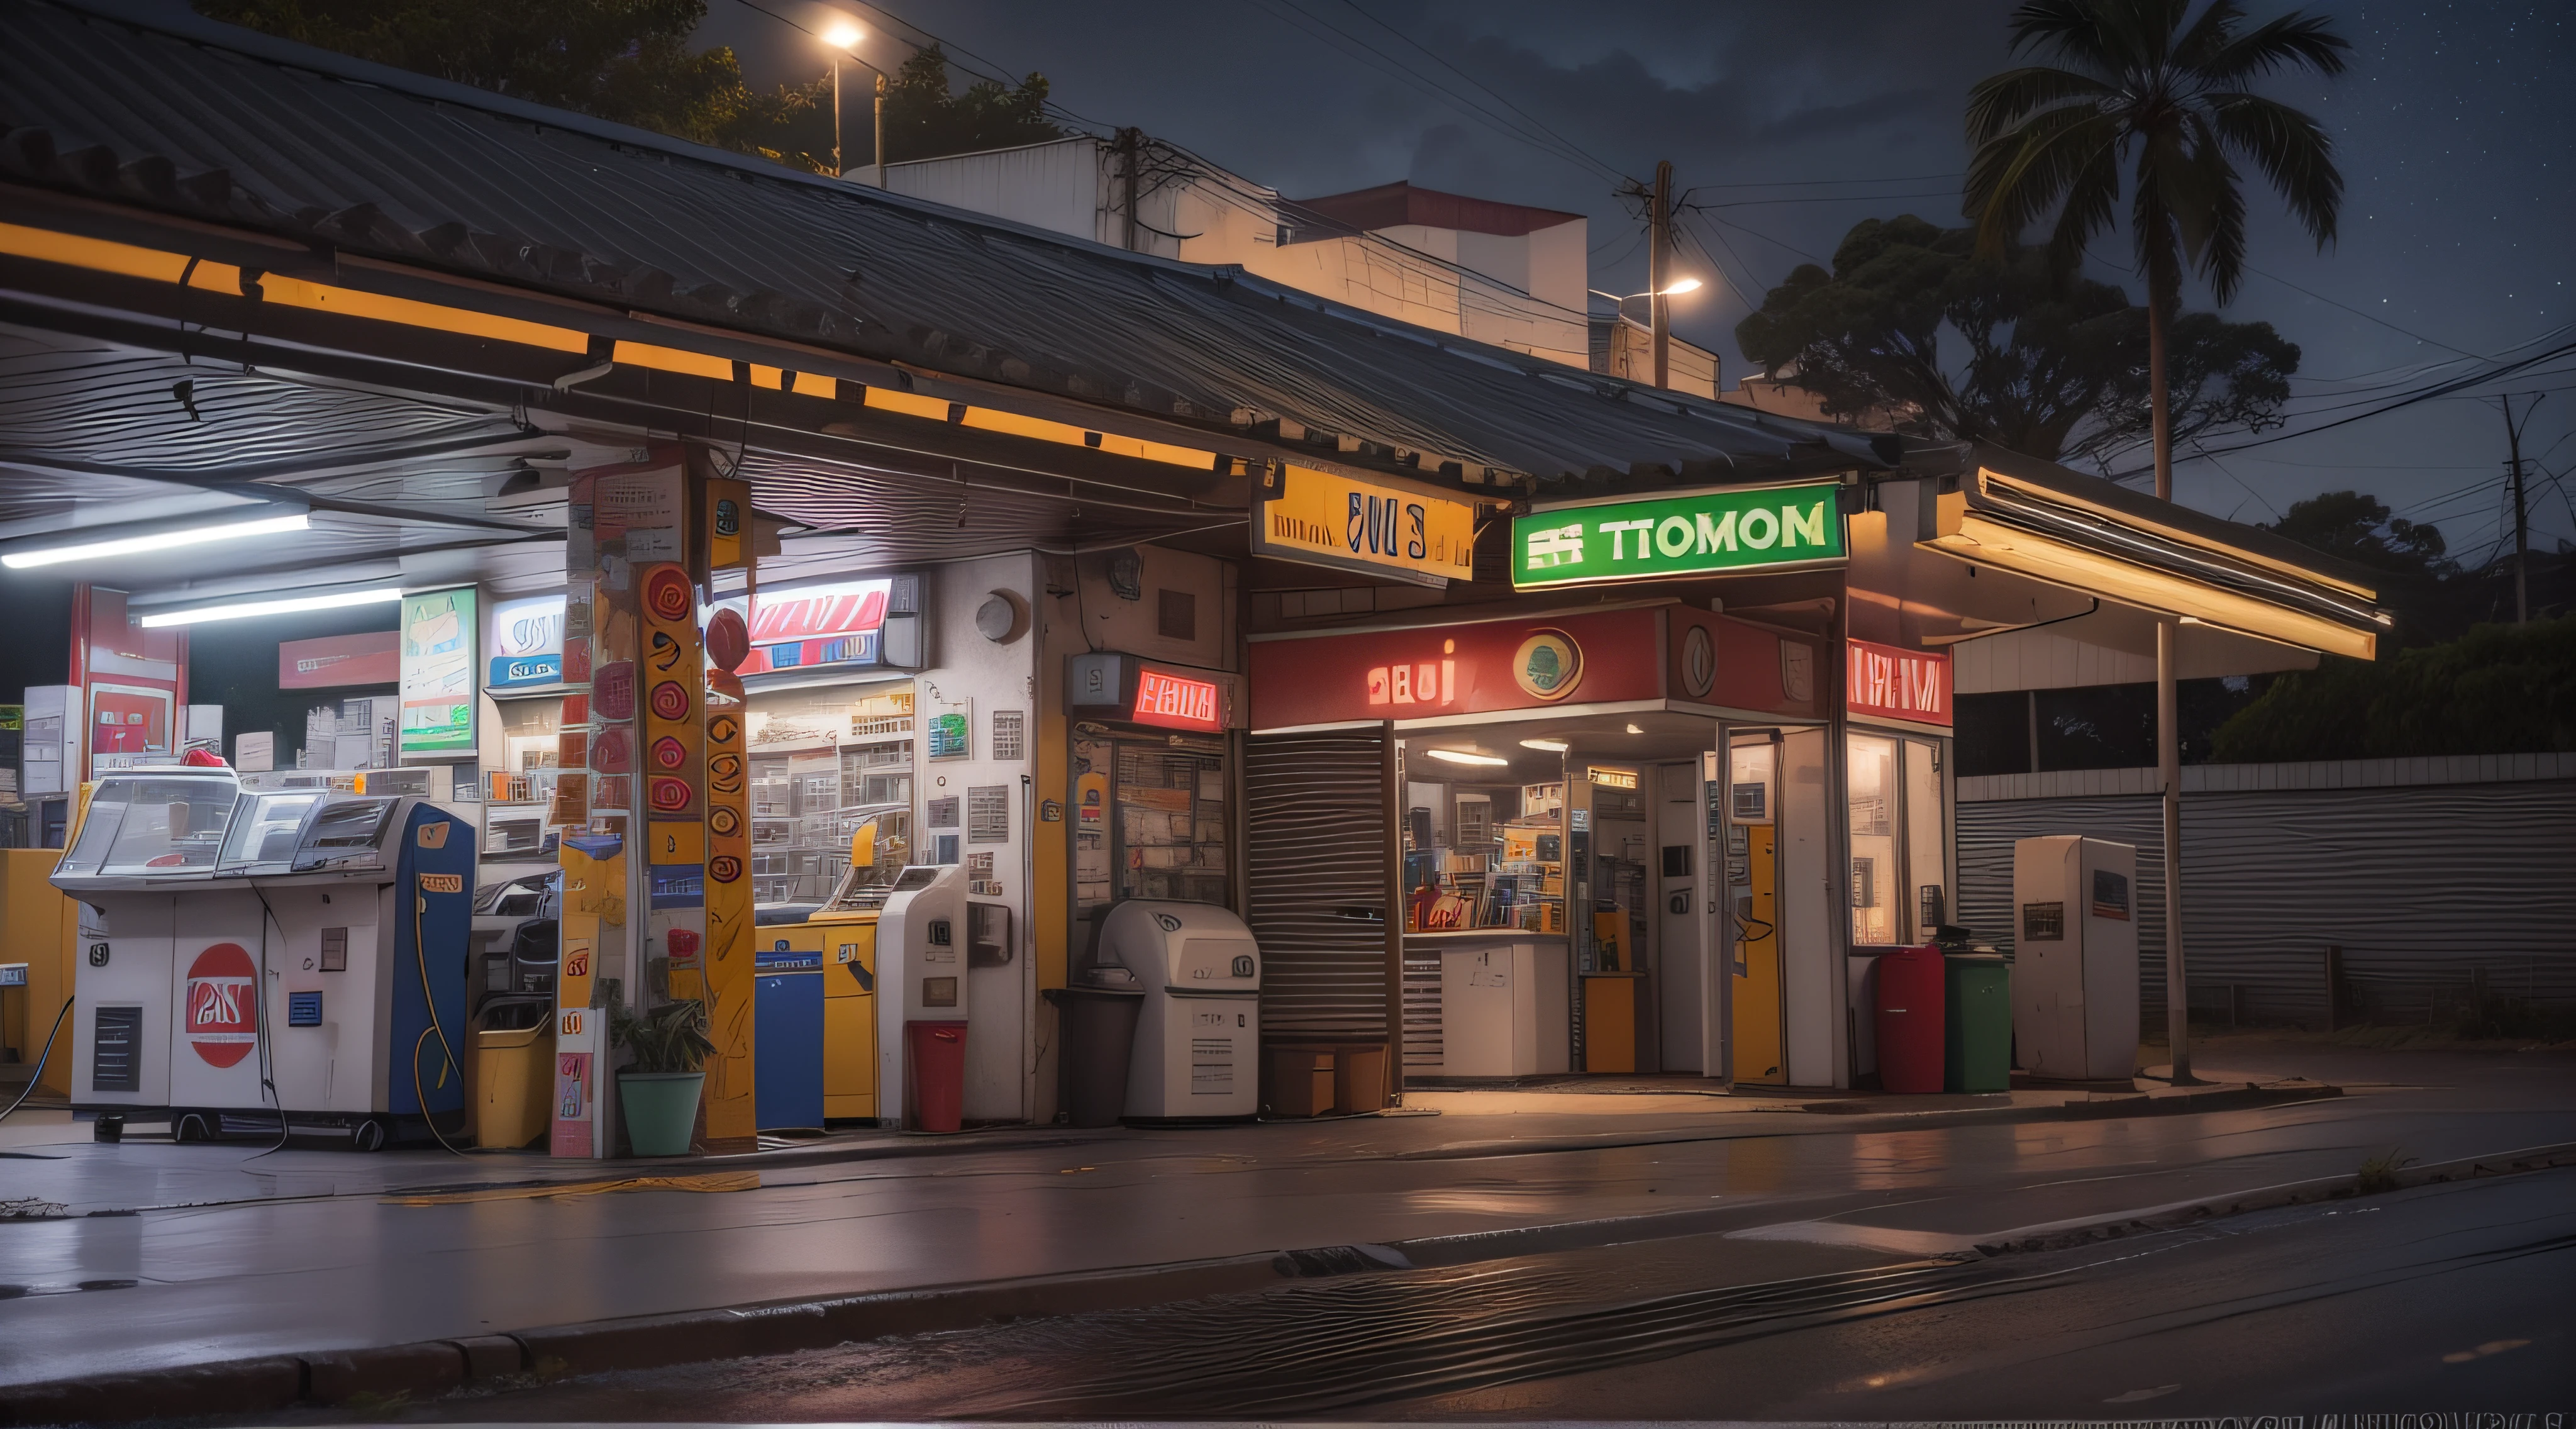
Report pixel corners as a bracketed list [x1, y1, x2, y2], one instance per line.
[1133, 668, 1224, 731]
[1845, 638, 1951, 726]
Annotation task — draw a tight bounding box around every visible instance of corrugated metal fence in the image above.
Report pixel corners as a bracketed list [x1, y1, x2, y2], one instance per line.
[1960, 769, 2576, 1025]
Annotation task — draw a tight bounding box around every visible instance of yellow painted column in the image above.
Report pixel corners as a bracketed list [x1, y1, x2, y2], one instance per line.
[699, 472, 757, 1148]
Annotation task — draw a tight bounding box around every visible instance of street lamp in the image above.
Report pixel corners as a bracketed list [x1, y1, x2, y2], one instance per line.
[1589, 279, 1702, 389]
[1588, 277, 1702, 312]
[821, 18, 887, 186]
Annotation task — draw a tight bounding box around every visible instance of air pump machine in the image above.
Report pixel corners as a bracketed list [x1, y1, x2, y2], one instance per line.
[56, 770, 475, 1149]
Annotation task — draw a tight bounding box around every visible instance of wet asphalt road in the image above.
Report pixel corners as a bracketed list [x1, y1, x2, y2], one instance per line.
[370, 1164, 2576, 1421]
[9, 1037, 2572, 1399]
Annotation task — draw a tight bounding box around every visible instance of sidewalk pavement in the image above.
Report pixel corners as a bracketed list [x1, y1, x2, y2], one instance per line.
[1, 1038, 2565, 1414]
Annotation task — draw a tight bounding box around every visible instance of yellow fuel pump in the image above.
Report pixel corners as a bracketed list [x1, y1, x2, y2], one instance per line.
[769, 821, 886, 1123]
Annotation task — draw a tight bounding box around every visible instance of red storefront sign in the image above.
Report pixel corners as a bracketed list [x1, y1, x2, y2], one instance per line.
[1249, 609, 1664, 729]
[1845, 638, 1951, 726]
[1133, 668, 1224, 732]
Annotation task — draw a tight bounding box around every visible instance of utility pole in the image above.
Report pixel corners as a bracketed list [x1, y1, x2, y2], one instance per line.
[1116, 128, 1142, 252]
[2501, 394, 2540, 623]
[1649, 159, 1673, 391]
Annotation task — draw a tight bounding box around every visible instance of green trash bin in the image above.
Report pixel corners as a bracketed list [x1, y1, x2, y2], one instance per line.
[1945, 952, 2012, 1093]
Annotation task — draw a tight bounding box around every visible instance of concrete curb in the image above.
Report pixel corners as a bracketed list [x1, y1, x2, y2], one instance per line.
[1968, 1138, 2576, 1255]
[10, 1137, 2570, 1425]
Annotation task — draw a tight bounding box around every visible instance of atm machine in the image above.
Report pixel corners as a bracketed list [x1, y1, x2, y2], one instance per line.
[57, 773, 475, 1149]
[872, 862, 966, 1130]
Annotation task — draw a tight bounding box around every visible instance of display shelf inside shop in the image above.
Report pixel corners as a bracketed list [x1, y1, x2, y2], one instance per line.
[1402, 777, 1566, 935]
[747, 686, 915, 906]
[484, 698, 569, 858]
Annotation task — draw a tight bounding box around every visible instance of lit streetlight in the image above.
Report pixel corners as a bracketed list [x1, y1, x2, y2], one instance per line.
[820, 18, 888, 186]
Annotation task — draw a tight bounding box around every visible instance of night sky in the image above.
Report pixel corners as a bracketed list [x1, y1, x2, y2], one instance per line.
[699, 1, 2573, 557]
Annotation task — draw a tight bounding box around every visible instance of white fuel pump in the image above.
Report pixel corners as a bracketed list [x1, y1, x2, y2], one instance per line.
[55, 774, 476, 1150]
[872, 863, 969, 1130]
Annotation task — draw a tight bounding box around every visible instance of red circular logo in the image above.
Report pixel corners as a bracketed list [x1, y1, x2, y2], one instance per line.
[649, 680, 689, 722]
[644, 566, 694, 623]
[648, 776, 694, 813]
[184, 943, 258, 1068]
[705, 607, 750, 674]
[652, 735, 688, 769]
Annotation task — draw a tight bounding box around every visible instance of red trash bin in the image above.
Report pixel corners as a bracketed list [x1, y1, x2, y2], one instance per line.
[1874, 944, 1946, 1094]
[905, 1021, 969, 1132]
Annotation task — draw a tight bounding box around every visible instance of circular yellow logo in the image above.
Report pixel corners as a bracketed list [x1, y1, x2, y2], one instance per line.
[1511, 629, 1584, 701]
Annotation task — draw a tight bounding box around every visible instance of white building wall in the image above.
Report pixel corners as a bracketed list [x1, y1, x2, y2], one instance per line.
[884, 138, 1103, 242]
[884, 142, 1589, 369]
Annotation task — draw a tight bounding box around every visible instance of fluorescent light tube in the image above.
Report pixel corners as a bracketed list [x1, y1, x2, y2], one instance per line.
[1519, 738, 1570, 753]
[2, 513, 311, 569]
[138, 586, 403, 628]
[1424, 748, 1509, 766]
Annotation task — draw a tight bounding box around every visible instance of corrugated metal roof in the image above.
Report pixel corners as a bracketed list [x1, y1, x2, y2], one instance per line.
[0, 0, 1896, 486]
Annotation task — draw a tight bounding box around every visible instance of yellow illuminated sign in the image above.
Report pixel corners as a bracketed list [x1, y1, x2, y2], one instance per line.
[1256, 464, 1478, 586]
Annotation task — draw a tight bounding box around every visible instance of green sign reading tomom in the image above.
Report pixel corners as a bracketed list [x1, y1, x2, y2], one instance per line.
[1511, 481, 1847, 589]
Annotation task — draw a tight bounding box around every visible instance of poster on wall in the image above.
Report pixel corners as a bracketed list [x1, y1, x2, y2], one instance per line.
[486, 592, 567, 689]
[398, 588, 478, 757]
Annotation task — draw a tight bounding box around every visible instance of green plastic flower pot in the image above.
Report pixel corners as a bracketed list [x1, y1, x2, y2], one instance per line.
[618, 1070, 704, 1157]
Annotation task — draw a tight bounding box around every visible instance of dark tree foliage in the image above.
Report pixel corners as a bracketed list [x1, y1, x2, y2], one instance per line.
[1735, 215, 2298, 470]
[2264, 490, 2456, 579]
[881, 45, 1060, 164]
[2208, 615, 2576, 762]
[195, 3, 1055, 174]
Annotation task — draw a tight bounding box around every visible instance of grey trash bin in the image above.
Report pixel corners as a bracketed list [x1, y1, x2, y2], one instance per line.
[1048, 972, 1145, 1128]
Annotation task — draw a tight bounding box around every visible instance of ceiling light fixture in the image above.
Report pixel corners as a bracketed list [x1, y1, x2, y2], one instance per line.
[1, 512, 311, 569]
[1424, 748, 1509, 767]
[1624, 723, 1645, 735]
[138, 586, 403, 628]
[1519, 738, 1570, 753]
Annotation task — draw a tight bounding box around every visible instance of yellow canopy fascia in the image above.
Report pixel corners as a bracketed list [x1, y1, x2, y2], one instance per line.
[1928, 497, 2376, 660]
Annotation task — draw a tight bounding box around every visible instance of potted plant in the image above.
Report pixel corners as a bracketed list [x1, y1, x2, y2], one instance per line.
[611, 998, 714, 1157]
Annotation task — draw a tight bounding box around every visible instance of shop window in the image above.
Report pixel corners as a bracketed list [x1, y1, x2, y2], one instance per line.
[1845, 733, 1899, 946]
[747, 684, 914, 906]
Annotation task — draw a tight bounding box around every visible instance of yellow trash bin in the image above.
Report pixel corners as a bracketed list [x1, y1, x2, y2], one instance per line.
[475, 1021, 553, 1150]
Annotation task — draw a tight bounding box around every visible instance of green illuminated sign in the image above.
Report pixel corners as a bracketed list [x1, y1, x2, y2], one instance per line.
[1510, 481, 1847, 589]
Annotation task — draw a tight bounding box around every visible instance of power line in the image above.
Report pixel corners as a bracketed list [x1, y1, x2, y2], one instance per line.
[1318, 0, 1626, 184]
[2114, 338, 2576, 479]
[2241, 262, 2488, 360]
[1248, 0, 1624, 184]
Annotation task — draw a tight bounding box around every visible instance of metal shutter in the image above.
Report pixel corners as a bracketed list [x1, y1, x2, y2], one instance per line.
[1245, 731, 1394, 1047]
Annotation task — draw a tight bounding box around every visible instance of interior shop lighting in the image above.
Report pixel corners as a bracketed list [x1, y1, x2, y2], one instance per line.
[138, 586, 403, 628]
[1624, 723, 1645, 734]
[1424, 748, 1510, 767]
[1, 511, 310, 569]
[1519, 738, 1570, 753]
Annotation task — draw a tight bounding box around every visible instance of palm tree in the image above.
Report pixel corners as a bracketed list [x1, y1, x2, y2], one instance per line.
[1964, 0, 2347, 1081]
